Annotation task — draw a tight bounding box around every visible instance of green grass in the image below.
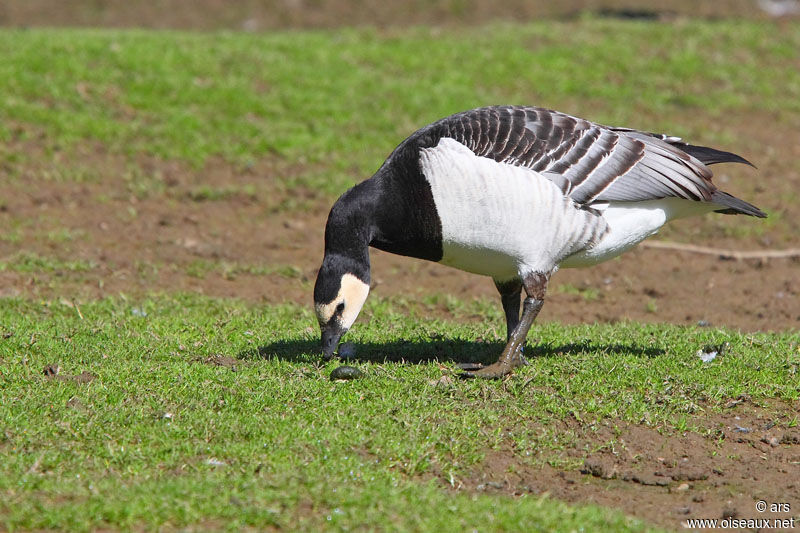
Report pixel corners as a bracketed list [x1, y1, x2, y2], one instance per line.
[1, 19, 798, 196]
[0, 252, 96, 273]
[1, 295, 797, 531]
[185, 259, 302, 280]
[556, 283, 601, 301]
[186, 184, 258, 202]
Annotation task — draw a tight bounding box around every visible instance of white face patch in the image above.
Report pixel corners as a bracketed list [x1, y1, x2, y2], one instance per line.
[314, 273, 370, 330]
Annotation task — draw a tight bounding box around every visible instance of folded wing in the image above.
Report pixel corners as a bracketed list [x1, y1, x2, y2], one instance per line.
[402, 106, 763, 216]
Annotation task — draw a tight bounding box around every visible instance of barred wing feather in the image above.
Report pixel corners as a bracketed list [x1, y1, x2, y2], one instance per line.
[403, 106, 763, 216]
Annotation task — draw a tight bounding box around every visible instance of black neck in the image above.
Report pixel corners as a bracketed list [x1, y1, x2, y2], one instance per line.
[324, 151, 444, 271]
[366, 153, 443, 262]
[322, 181, 376, 282]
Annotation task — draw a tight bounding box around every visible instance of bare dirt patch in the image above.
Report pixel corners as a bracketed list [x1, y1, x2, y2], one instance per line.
[201, 354, 242, 369]
[0, 115, 800, 331]
[455, 401, 800, 531]
[0, 0, 786, 32]
[42, 363, 97, 384]
[0, 118, 798, 331]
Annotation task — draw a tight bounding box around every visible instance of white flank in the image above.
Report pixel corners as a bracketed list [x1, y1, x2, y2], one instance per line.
[419, 137, 606, 280]
[561, 198, 717, 268]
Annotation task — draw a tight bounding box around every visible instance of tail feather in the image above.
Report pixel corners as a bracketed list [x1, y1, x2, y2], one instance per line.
[672, 142, 756, 168]
[670, 142, 763, 218]
[711, 190, 767, 218]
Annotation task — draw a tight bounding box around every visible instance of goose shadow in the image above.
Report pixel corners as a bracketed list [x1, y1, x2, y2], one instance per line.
[238, 337, 665, 365]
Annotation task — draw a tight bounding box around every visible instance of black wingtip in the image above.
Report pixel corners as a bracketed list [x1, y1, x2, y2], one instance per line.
[674, 143, 757, 169]
[711, 191, 767, 218]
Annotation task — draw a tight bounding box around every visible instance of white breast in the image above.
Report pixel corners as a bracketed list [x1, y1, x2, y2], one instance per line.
[419, 137, 606, 280]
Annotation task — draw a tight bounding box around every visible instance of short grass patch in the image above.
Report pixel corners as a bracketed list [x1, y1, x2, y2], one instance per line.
[1, 20, 798, 197]
[185, 259, 303, 280]
[0, 251, 96, 274]
[1, 295, 796, 530]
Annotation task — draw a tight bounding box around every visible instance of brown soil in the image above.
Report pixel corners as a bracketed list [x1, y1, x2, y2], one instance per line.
[0, 0, 786, 32]
[1, 126, 798, 331]
[453, 400, 800, 531]
[42, 363, 97, 383]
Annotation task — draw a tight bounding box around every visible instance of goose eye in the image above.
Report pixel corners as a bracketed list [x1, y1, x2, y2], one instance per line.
[336, 302, 345, 313]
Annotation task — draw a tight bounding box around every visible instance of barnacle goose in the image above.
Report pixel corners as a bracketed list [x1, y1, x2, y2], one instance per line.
[313, 106, 765, 378]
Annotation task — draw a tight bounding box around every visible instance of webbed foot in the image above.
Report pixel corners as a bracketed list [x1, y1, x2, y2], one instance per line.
[460, 361, 515, 379]
[460, 349, 526, 379]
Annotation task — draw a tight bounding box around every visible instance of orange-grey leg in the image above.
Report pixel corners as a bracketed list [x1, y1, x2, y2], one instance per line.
[463, 272, 549, 379]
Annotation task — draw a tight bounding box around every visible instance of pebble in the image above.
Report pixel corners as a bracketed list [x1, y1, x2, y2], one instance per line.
[330, 366, 363, 381]
[581, 457, 617, 480]
[781, 432, 800, 444]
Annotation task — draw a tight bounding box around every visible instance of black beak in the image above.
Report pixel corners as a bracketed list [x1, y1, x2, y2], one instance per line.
[321, 323, 345, 361]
